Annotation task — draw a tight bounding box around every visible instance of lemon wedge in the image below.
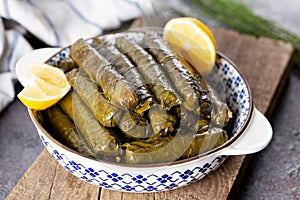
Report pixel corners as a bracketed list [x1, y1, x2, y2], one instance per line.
[17, 63, 71, 110]
[163, 17, 217, 74]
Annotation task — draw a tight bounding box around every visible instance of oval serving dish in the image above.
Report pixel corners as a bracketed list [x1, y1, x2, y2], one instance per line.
[16, 32, 273, 193]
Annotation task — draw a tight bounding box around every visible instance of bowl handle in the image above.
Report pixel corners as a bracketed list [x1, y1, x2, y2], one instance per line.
[218, 107, 273, 156]
[16, 48, 61, 87]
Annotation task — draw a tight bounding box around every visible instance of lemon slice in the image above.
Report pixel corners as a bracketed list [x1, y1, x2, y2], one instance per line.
[163, 17, 217, 74]
[17, 63, 71, 110]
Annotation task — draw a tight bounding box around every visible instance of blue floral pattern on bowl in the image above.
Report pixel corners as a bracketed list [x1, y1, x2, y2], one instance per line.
[38, 132, 227, 192]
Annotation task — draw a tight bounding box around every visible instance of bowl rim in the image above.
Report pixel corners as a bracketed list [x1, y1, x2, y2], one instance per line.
[29, 43, 253, 168]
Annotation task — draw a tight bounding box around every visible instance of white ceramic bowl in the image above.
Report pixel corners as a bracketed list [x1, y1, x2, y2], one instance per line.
[16, 33, 273, 193]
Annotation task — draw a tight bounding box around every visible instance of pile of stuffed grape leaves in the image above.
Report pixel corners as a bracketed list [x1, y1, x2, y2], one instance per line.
[40, 32, 233, 164]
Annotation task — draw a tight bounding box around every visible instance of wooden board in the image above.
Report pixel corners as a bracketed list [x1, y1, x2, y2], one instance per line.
[6, 27, 294, 200]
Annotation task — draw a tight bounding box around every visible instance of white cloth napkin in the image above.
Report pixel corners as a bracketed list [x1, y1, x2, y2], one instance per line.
[0, 0, 141, 112]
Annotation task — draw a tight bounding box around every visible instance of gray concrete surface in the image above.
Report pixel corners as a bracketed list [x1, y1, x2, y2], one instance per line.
[237, 67, 300, 199]
[0, 84, 44, 200]
[237, 0, 300, 199]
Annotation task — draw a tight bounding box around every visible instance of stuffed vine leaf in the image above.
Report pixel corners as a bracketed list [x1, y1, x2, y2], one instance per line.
[42, 106, 91, 156]
[122, 126, 195, 164]
[66, 69, 121, 127]
[117, 110, 153, 139]
[181, 127, 228, 159]
[91, 38, 155, 115]
[57, 91, 73, 119]
[115, 36, 181, 111]
[149, 104, 177, 136]
[70, 39, 138, 109]
[142, 33, 212, 117]
[72, 91, 121, 160]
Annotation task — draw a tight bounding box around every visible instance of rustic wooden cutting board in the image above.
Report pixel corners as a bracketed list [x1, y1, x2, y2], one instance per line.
[6, 26, 294, 200]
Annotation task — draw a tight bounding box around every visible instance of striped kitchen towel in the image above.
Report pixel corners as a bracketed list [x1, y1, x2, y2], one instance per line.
[0, 0, 142, 112]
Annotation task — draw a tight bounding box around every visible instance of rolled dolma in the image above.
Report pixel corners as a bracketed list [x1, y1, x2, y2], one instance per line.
[142, 34, 212, 117]
[72, 91, 121, 160]
[148, 104, 177, 136]
[118, 104, 177, 140]
[175, 106, 199, 131]
[43, 106, 91, 157]
[115, 36, 181, 111]
[91, 38, 155, 115]
[122, 126, 195, 164]
[56, 57, 78, 72]
[181, 127, 228, 159]
[117, 110, 153, 139]
[66, 69, 121, 127]
[57, 91, 73, 119]
[181, 59, 233, 125]
[70, 39, 138, 109]
[207, 84, 233, 128]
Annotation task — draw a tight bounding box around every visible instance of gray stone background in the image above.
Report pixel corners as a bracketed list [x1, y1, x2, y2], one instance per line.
[235, 0, 300, 199]
[0, 0, 299, 199]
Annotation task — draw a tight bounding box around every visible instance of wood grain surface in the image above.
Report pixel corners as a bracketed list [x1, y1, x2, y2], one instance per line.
[6, 27, 294, 200]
